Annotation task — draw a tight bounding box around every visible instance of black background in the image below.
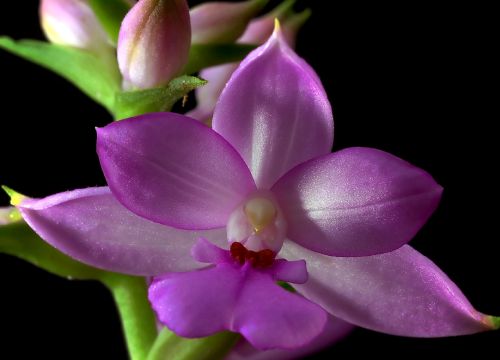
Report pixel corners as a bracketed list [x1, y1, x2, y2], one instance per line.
[0, 0, 498, 358]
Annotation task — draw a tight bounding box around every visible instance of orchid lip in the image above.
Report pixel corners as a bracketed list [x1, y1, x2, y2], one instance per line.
[230, 241, 276, 268]
[226, 191, 287, 253]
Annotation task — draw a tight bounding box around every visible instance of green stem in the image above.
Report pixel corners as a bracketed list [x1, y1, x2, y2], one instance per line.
[102, 275, 158, 360]
[147, 328, 239, 360]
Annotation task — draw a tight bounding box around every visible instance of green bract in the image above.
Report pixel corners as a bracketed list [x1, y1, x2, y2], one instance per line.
[115, 76, 207, 120]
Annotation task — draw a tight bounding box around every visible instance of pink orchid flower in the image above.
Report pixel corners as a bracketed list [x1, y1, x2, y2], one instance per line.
[17, 26, 497, 350]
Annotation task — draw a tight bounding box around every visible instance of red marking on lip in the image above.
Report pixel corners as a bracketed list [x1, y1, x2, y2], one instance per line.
[230, 242, 276, 268]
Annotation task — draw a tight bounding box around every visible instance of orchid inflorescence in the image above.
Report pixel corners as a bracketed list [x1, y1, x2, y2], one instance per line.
[1, 1, 498, 359]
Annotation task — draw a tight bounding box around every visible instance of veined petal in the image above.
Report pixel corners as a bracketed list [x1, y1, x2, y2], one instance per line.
[18, 187, 227, 276]
[212, 25, 333, 189]
[97, 113, 256, 229]
[149, 262, 327, 350]
[272, 147, 443, 256]
[282, 241, 495, 337]
[226, 314, 354, 360]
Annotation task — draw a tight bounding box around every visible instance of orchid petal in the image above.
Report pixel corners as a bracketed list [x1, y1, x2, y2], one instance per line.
[270, 259, 307, 284]
[282, 241, 495, 337]
[233, 268, 327, 350]
[191, 236, 231, 264]
[273, 147, 443, 256]
[212, 26, 333, 189]
[150, 241, 327, 350]
[226, 314, 354, 360]
[97, 113, 256, 229]
[18, 187, 227, 276]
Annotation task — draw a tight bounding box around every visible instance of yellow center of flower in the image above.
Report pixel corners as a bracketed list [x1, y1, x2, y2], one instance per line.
[244, 197, 277, 233]
[226, 193, 287, 253]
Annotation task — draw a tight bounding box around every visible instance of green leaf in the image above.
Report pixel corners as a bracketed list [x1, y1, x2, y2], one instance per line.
[88, 0, 132, 45]
[0, 221, 157, 360]
[0, 37, 120, 112]
[147, 328, 239, 360]
[114, 75, 207, 120]
[184, 43, 256, 75]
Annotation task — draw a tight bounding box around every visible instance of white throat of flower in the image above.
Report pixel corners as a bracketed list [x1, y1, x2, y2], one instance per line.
[227, 193, 287, 253]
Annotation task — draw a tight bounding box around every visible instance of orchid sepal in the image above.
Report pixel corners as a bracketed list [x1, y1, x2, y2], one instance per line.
[1, 185, 25, 206]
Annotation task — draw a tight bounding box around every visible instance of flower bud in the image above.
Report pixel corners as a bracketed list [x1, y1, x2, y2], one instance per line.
[118, 0, 191, 89]
[40, 0, 111, 52]
[190, 0, 268, 44]
[0, 206, 21, 225]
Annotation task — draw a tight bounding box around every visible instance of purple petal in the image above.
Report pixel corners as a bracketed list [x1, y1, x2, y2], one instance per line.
[18, 187, 227, 276]
[226, 314, 354, 360]
[212, 27, 333, 189]
[191, 236, 231, 264]
[97, 113, 256, 229]
[272, 147, 443, 256]
[282, 241, 495, 336]
[149, 264, 327, 350]
[150, 265, 237, 338]
[269, 259, 307, 284]
[233, 268, 327, 349]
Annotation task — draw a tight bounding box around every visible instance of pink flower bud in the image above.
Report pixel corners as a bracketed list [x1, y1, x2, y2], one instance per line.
[190, 0, 268, 44]
[40, 0, 110, 52]
[118, 0, 191, 89]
